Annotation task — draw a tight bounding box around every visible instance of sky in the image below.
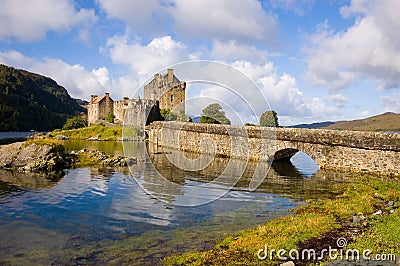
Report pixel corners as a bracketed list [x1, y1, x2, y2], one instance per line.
[0, 0, 399, 126]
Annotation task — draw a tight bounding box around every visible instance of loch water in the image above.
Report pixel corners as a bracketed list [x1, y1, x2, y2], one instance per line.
[0, 140, 355, 265]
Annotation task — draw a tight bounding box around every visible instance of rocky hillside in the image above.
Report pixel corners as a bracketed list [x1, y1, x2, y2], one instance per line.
[325, 112, 400, 132]
[0, 64, 85, 131]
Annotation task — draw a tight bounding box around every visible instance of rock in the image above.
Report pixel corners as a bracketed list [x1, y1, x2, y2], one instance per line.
[280, 261, 295, 266]
[0, 142, 23, 167]
[351, 215, 361, 226]
[87, 136, 99, 141]
[0, 141, 70, 173]
[372, 210, 382, 216]
[55, 134, 69, 140]
[12, 143, 53, 167]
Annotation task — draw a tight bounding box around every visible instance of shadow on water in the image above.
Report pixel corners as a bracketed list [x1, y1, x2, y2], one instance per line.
[0, 140, 361, 265]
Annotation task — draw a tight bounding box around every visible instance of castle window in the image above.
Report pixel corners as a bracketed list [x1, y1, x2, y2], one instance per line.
[170, 94, 174, 103]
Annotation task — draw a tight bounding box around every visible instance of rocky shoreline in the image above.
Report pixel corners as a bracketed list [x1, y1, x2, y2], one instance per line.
[0, 139, 137, 175]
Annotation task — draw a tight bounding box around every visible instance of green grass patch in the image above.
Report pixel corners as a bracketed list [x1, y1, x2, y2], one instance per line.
[51, 124, 125, 140]
[72, 152, 100, 168]
[23, 138, 65, 154]
[24, 138, 61, 147]
[163, 177, 400, 265]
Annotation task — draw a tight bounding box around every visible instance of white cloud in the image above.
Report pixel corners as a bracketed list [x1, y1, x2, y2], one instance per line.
[183, 60, 343, 125]
[234, 61, 344, 123]
[381, 95, 400, 113]
[97, 0, 167, 35]
[269, 0, 315, 16]
[172, 0, 276, 42]
[0, 0, 97, 42]
[0, 50, 112, 100]
[210, 40, 268, 64]
[305, 0, 400, 90]
[329, 94, 348, 107]
[98, 0, 277, 43]
[106, 35, 188, 80]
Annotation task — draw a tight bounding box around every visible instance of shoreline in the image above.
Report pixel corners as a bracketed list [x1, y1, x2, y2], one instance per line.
[163, 176, 400, 265]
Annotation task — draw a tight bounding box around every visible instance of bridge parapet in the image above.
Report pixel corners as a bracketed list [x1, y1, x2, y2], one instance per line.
[275, 127, 400, 151]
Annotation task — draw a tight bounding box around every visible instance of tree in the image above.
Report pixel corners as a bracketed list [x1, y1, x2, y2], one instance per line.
[105, 113, 115, 123]
[160, 108, 177, 121]
[200, 103, 231, 125]
[260, 110, 279, 127]
[63, 116, 87, 130]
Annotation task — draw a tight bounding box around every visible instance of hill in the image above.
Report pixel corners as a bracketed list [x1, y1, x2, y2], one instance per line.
[0, 64, 85, 131]
[324, 112, 400, 132]
[289, 121, 335, 129]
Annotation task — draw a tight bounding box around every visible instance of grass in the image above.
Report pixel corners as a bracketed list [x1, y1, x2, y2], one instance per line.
[163, 177, 400, 265]
[51, 124, 124, 140]
[72, 152, 99, 168]
[24, 138, 62, 147]
[23, 138, 65, 154]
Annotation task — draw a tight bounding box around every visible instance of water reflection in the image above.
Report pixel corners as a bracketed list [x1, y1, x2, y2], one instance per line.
[0, 140, 357, 265]
[123, 141, 353, 205]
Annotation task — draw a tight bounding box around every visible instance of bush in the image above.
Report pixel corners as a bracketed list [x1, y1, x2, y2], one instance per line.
[105, 113, 115, 123]
[62, 116, 87, 130]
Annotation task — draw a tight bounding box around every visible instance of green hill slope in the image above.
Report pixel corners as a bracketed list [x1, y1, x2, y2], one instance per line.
[0, 64, 85, 131]
[325, 112, 400, 132]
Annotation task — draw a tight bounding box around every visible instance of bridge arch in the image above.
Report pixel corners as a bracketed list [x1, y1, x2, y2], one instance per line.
[273, 141, 322, 167]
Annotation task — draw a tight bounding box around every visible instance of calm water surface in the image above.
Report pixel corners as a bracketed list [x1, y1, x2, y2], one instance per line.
[0, 140, 355, 265]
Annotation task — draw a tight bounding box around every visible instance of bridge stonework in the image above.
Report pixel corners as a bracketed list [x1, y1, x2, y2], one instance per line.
[146, 122, 400, 177]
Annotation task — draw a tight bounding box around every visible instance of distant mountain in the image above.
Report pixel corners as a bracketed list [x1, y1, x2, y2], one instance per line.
[74, 98, 89, 107]
[289, 121, 335, 129]
[0, 64, 85, 131]
[289, 112, 400, 132]
[324, 112, 400, 132]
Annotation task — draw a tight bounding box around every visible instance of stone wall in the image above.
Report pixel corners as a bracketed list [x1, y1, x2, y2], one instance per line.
[146, 121, 400, 177]
[113, 98, 130, 123]
[158, 83, 186, 113]
[87, 93, 114, 125]
[123, 99, 159, 132]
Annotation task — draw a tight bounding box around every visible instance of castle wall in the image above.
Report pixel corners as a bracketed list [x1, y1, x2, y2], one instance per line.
[120, 99, 159, 128]
[144, 69, 185, 113]
[113, 98, 129, 123]
[87, 94, 114, 125]
[158, 83, 186, 113]
[88, 69, 185, 126]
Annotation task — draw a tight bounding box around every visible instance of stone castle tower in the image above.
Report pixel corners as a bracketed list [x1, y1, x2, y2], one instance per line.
[144, 69, 186, 113]
[87, 69, 186, 126]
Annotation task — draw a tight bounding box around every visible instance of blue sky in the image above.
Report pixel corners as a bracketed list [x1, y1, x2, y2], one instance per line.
[0, 0, 399, 125]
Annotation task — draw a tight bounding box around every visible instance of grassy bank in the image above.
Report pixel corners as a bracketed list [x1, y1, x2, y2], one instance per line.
[164, 177, 400, 265]
[51, 124, 123, 140]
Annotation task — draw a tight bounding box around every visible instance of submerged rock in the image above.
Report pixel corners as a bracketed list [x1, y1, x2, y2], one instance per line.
[74, 148, 137, 167]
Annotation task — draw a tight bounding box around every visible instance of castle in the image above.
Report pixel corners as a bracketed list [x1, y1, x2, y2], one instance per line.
[87, 69, 186, 126]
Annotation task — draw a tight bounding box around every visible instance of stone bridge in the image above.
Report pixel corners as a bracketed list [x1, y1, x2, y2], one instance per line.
[146, 121, 400, 177]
